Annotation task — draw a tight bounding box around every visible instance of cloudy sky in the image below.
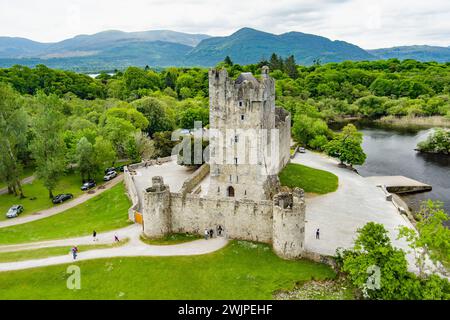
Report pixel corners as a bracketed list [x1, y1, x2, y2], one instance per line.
[0, 0, 449, 49]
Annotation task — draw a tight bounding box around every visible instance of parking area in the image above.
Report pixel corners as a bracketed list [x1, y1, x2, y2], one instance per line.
[133, 161, 195, 211]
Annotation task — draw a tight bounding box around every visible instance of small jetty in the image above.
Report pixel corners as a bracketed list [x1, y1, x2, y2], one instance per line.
[365, 176, 432, 194]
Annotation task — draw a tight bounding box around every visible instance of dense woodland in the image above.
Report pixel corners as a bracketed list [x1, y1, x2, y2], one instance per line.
[1, 57, 450, 196]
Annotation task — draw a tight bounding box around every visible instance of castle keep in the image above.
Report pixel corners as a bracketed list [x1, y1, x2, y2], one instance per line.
[139, 67, 305, 259]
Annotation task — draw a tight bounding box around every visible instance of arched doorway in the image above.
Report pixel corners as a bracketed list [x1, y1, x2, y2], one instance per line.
[227, 186, 235, 197]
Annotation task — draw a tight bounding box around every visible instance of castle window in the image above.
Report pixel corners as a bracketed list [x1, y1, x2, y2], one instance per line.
[239, 101, 243, 107]
[244, 190, 247, 196]
[236, 176, 239, 183]
[234, 158, 238, 165]
[217, 187, 220, 193]
[241, 115, 245, 121]
[227, 186, 235, 197]
[234, 135, 239, 143]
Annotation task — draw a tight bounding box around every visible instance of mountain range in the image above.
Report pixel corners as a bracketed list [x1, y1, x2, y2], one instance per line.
[0, 28, 448, 72]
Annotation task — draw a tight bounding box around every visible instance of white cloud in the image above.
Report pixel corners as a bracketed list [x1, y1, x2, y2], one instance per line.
[0, 0, 448, 48]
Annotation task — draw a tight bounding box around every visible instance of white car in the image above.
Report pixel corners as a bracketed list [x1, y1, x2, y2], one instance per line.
[6, 205, 24, 218]
[104, 171, 118, 181]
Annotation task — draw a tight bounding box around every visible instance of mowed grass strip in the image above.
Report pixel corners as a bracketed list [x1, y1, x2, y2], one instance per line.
[0, 240, 129, 263]
[0, 183, 131, 245]
[0, 171, 106, 221]
[279, 163, 338, 194]
[0, 241, 336, 300]
[140, 233, 202, 246]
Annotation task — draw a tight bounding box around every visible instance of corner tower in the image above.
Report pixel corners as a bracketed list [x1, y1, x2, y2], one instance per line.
[207, 67, 281, 200]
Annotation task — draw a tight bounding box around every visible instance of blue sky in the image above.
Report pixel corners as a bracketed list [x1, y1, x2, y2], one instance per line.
[0, 0, 448, 49]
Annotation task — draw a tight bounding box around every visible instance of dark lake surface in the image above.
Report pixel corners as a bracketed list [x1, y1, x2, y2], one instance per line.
[358, 124, 450, 213]
[332, 122, 450, 215]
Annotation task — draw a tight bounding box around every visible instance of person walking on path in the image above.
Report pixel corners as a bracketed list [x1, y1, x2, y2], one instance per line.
[217, 225, 223, 237]
[114, 234, 120, 242]
[204, 228, 209, 240]
[209, 229, 214, 239]
[316, 228, 320, 240]
[71, 246, 78, 260]
[93, 230, 97, 242]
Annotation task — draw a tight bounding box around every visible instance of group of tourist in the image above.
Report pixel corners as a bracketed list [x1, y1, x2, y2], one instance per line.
[204, 225, 224, 240]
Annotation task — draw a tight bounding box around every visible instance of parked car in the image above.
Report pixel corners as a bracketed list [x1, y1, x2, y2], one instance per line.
[299, 147, 306, 153]
[115, 165, 125, 172]
[104, 170, 118, 181]
[6, 205, 24, 218]
[52, 193, 73, 204]
[104, 167, 116, 174]
[81, 180, 96, 191]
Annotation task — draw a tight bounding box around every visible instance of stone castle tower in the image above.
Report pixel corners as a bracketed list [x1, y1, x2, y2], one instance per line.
[137, 67, 304, 260]
[207, 67, 290, 200]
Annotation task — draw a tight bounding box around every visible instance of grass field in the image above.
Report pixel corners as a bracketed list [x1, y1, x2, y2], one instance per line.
[140, 233, 202, 245]
[0, 241, 337, 300]
[0, 240, 129, 263]
[0, 183, 131, 245]
[279, 163, 339, 194]
[0, 170, 107, 221]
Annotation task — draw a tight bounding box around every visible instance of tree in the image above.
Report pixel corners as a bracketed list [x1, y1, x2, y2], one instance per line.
[224, 56, 234, 66]
[126, 132, 155, 162]
[269, 53, 283, 71]
[0, 84, 28, 197]
[153, 131, 178, 158]
[338, 222, 450, 300]
[29, 93, 67, 198]
[398, 200, 450, 276]
[284, 55, 299, 79]
[94, 136, 116, 169]
[292, 114, 330, 150]
[178, 105, 209, 129]
[76, 137, 97, 181]
[325, 124, 366, 167]
[132, 97, 174, 136]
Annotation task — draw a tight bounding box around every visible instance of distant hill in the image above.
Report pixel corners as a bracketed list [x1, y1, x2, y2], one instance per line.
[184, 28, 374, 66]
[368, 45, 450, 63]
[0, 28, 448, 72]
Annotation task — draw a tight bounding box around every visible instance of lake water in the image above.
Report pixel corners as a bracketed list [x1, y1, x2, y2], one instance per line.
[348, 123, 450, 216]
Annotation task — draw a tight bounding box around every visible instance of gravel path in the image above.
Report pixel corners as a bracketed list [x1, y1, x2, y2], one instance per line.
[0, 175, 124, 229]
[0, 224, 228, 272]
[293, 151, 417, 271]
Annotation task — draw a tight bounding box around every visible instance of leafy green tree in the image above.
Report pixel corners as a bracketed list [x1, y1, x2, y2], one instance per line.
[325, 124, 366, 167]
[0, 84, 28, 197]
[398, 200, 450, 275]
[132, 97, 174, 136]
[292, 114, 330, 150]
[76, 137, 97, 181]
[153, 131, 178, 158]
[29, 93, 67, 198]
[101, 117, 137, 157]
[224, 56, 234, 66]
[284, 55, 299, 79]
[94, 136, 116, 169]
[338, 222, 450, 300]
[178, 106, 209, 129]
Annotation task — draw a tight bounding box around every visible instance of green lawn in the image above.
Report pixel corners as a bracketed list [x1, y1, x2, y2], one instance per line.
[140, 233, 202, 245]
[0, 183, 131, 245]
[279, 163, 338, 194]
[0, 241, 336, 300]
[0, 240, 129, 263]
[0, 170, 106, 221]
